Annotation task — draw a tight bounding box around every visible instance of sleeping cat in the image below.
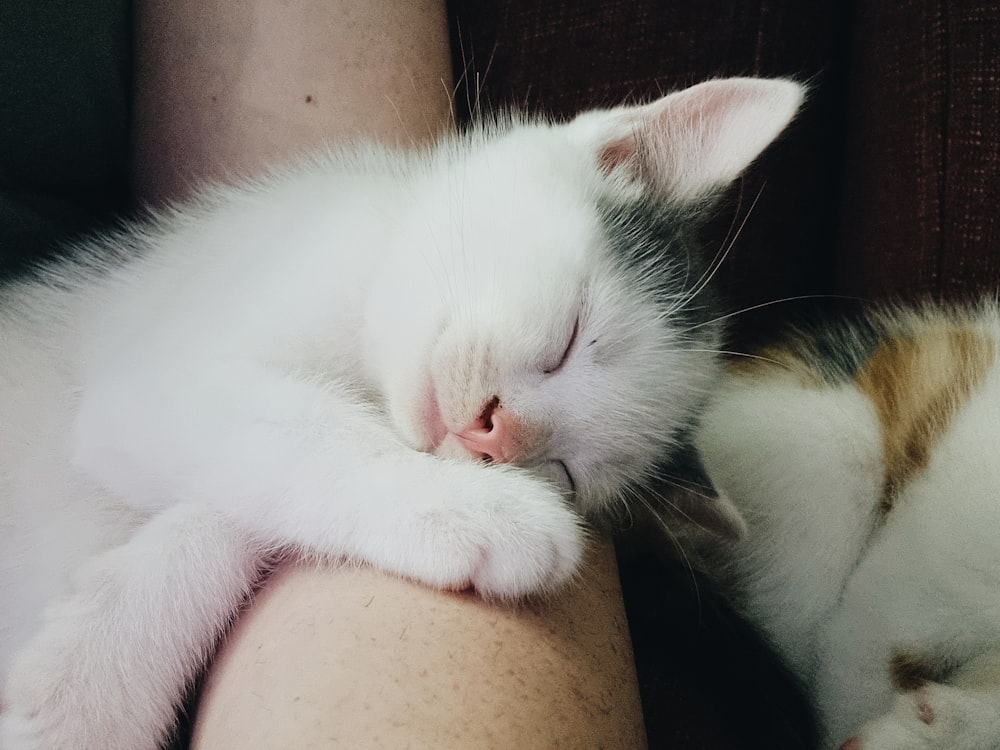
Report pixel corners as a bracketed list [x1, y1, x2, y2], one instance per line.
[0, 77, 803, 750]
[687, 302, 1000, 750]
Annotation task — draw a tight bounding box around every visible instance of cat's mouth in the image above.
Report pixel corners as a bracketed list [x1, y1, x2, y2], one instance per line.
[420, 384, 490, 461]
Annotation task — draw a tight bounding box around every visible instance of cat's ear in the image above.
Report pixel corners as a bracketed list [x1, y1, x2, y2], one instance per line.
[568, 77, 806, 204]
[647, 445, 747, 540]
[656, 482, 747, 541]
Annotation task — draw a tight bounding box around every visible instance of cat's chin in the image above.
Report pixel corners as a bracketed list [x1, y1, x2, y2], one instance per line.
[433, 433, 475, 461]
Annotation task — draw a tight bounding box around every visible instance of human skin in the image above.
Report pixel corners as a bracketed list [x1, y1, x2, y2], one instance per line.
[130, 1, 647, 747]
[190, 545, 645, 749]
[131, 0, 455, 205]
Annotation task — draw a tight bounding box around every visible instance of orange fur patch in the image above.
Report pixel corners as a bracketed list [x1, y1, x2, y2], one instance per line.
[855, 325, 995, 513]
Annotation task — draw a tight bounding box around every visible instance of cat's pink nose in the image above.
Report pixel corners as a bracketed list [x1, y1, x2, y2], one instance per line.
[456, 398, 519, 463]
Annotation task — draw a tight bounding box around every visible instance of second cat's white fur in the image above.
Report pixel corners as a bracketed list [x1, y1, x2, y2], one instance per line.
[0, 78, 803, 749]
[694, 305, 1000, 750]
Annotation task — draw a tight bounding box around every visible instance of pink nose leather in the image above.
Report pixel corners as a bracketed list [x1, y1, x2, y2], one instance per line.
[456, 399, 518, 463]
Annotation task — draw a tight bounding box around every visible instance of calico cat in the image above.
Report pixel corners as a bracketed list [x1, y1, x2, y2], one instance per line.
[688, 302, 1000, 750]
[0, 77, 803, 750]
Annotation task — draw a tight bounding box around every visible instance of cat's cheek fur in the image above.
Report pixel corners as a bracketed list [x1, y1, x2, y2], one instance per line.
[360, 248, 447, 448]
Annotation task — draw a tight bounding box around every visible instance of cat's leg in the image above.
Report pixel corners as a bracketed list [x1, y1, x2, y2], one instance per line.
[839, 649, 1000, 750]
[0, 503, 264, 750]
[73, 367, 584, 599]
[813, 569, 1000, 750]
[812, 609, 897, 748]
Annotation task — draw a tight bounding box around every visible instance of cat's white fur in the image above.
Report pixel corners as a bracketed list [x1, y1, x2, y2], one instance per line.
[0, 78, 803, 750]
[695, 305, 1000, 749]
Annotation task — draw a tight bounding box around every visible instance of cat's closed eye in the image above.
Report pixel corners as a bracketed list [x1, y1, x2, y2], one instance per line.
[536, 459, 575, 496]
[542, 317, 579, 375]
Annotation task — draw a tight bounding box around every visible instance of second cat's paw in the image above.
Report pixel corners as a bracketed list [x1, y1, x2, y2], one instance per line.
[838, 684, 997, 750]
[370, 463, 587, 599]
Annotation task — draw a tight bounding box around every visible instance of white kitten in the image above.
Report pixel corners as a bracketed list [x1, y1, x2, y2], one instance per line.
[0, 78, 803, 750]
[691, 303, 1000, 750]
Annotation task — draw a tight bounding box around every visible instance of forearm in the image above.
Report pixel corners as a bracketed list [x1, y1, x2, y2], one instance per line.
[190, 540, 646, 748]
[130, 0, 453, 204]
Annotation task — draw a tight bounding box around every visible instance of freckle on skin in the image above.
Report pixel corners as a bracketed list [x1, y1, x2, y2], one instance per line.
[305, 94, 314, 103]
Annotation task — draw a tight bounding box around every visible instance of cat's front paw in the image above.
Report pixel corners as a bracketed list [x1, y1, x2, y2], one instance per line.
[0, 699, 83, 750]
[1, 624, 117, 750]
[370, 463, 586, 599]
[1, 592, 171, 750]
[1, 621, 96, 750]
[1, 610, 93, 750]
[838, 684, 996, 750]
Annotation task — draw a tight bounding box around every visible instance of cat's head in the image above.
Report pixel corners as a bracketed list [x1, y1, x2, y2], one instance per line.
[363, 77, 805, 520]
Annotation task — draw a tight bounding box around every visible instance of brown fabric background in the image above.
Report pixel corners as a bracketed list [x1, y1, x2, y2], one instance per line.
[447, 2, 1000, 747]
[838, 2, 1000, 300]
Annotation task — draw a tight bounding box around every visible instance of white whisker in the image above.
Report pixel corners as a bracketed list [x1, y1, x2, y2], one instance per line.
[633, 492, 703, 613]
[664, 183, 767, 321]
[681, 293, 870, 333]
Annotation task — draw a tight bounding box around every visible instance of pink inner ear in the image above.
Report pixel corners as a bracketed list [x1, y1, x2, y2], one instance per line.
[597, 135, 637, 174]
[665, 84, 736, 132]
[588, 78, 804, 202]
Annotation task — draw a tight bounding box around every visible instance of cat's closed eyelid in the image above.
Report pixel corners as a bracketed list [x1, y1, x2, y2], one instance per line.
[542, 317, 580, 375]
[538, 459, 576, 496]
[557, 459, 577, 495]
